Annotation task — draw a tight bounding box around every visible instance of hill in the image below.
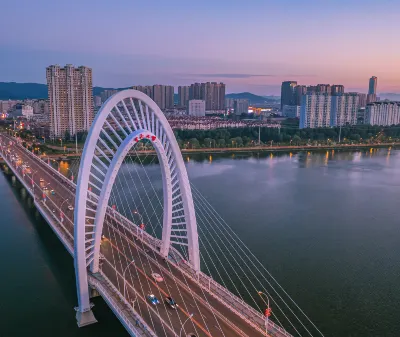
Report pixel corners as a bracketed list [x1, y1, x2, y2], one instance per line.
[0, 82, 47, 100]
[226, 92, 275, 104]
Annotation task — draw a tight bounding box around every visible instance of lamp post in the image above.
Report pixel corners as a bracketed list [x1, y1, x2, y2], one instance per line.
[52, 159, 60, 172]
[122, 259, 135, 299]
[30, 170, 38, 191]
[258, 291, 271, 336]
[179, 313, 193, 337]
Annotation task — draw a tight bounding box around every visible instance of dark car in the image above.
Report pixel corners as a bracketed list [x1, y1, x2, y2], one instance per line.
[165, 296, 177, 309]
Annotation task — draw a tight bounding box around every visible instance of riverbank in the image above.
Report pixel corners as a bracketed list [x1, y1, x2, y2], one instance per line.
[42, 142, 397, 159]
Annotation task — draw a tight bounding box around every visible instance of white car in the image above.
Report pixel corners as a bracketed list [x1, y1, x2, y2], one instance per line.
[151, 273, 164, 282]
[68, 205, 74, 211]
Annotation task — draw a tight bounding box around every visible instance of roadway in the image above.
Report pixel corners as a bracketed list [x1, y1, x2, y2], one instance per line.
[1, 134, 276, 337]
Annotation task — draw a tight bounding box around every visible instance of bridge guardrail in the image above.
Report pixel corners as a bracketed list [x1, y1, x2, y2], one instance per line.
[3, 134, 293, 337]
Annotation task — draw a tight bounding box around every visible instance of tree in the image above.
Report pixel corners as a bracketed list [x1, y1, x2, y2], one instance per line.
[292, 135, 301, 145]
[189, 138, 200, 149]
[217, 138, 226, 147]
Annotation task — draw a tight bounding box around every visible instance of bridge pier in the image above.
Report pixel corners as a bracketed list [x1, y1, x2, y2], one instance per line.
[75, 308, 97, 327]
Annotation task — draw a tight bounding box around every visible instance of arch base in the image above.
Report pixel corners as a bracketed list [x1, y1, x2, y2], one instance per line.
[75, 308, 97, 327]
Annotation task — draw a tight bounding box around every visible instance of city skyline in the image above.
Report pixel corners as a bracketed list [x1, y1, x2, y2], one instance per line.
[1, 0, 399, 94]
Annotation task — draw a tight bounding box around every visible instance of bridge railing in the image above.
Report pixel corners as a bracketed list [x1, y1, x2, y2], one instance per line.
[3, 134, 293, 337]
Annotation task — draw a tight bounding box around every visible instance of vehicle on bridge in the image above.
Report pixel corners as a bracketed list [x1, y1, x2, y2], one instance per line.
[68, 205, 74, 211]
[151, 272, 164, 282]
[147, 294, 160, 305]
[165, 296, 177, 309]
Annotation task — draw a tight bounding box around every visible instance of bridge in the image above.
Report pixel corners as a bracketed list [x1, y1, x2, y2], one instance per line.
[0, 90, 322, 337]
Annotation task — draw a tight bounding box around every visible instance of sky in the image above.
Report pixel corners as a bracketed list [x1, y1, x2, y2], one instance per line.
[1, 0, 400, 95]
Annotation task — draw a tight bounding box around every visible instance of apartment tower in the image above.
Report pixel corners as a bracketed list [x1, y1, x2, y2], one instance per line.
[46, 64, 94, 139]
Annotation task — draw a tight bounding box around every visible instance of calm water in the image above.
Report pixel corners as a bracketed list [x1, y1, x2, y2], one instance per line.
[1, 148, 400, 337]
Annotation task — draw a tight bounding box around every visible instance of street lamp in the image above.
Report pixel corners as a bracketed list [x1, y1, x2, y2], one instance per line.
[122, 259, 135, 299]
[30, 170, 38, 191]
[258, 291, 271, 335]
[51, 159, 60, 172]
[179, 313, 194, 337]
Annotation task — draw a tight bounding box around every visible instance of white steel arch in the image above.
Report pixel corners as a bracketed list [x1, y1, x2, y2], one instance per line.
[73, 89, 199, 324]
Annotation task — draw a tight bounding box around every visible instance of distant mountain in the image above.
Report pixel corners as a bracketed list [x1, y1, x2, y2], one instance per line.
[0, 82, 47, 100]
[226, 92, 275, 104]
[0, 82, 128, 100]
[379, 93, 400, 101]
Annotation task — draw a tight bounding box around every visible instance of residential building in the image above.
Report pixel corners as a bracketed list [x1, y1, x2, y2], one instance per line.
[225, 98, 235, 109]
[330, 93, 359, 126]
[331, 85, 345, 95]
[132, 85, 153, 99]
[178, 86, 190, 107]
[165, 85, 174, 109]
[233, 99, 249, 115]
[365, 102, 400, 126]
[358, 93, 367, 107]
[94, 95, 102, 107]
[283, 105, 301, 118]
[152, 85, 165, 110]
[46, 64, 94, 139]
[0, 100, 18, 114]
[189, 82, 225, 111]
[280, 81, 297, 109]
[369, 76, 378, 95]
[188, 100, 206, 117]
[32, 99, 49, 115]
[294, 85, 307, 105]
[100, 89, 118, 103]
[300, 93, 332, 129]
[367, 93, 377, 104]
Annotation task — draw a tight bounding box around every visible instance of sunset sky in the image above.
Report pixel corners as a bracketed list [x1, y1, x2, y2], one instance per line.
[1, 0, 399, 94]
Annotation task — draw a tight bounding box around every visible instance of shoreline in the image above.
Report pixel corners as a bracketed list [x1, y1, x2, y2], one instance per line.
[44, 142, 397, 159]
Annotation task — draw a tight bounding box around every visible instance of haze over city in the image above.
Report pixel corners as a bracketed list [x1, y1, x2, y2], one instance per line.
[1, 0, 399, 94]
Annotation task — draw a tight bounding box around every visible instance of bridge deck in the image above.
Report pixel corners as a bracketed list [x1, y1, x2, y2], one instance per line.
[1, 134, 293, 337]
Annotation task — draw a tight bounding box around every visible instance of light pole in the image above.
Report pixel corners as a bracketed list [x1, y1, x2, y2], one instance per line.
[52, 159, 60, 172]
[179, 313, 193, 337]
[30, 170, 38, 191]
[258, 291, 271, 336]
[122, 259, 135, 299]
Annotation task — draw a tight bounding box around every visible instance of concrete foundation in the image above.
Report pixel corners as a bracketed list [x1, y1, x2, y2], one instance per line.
[76, 309, 97, 327]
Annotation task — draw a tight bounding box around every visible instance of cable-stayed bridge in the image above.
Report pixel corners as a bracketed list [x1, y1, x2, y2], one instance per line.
[0, 90, 323, 337]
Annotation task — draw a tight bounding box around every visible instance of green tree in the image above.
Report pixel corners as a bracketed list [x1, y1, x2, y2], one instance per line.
[292, 135, 301, 145]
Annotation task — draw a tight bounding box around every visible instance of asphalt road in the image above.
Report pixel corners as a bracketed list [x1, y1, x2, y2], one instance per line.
[1, 134, 274, 337]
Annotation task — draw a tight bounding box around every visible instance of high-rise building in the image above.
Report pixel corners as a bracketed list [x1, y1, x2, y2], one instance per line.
[281, 81, 297, 109]
[188, 100, 206, 117]
[294, 85, 307, 105]
[178, 86, 190, 107]
[300, 93, 332, 129]
[233, 99, 249, 115]
[189, 82, 225, 110]
[152, 85, 166, 110]
[46, 64, 94, 139]
[358, 93, 367, 107]
[100, 89, 118, 103]
[132, 85, 153, 99]
[369, 76, 378, 95]
[316, 84, 332, 94]
[165, 85, 174, 109]
[367, 93, 377, 104]
[365, 101, 400, 126]
[331, 85, 345, 95]
[283, 105, 301, 118]
[330, 93, 359, 126]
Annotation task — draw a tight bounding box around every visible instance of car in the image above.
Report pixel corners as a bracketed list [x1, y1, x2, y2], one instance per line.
[165, 297, 177, 309]
[52, 209, 56, 213]
[151, 273, 164, 282]
[50, 190, 55, 195]
[40, 178, 44, 182]
[43, 186, 48, 190]
[147, 294, 160, 305]
[68, 205, 74, 211]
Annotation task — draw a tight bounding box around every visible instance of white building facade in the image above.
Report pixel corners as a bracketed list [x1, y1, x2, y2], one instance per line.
[330, 93, 359, 126]
[300, 93, 331, 128]
[365, 102, 400, 126]
[46, 64, 94, 139]
[188, 100, 206, 117]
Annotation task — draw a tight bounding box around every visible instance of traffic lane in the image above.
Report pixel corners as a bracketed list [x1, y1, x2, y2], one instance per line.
[102, 224, 227, 337]
[101, 224, 207, 337]
[100, 258, 177, 337]
[106, 219, 264, 337]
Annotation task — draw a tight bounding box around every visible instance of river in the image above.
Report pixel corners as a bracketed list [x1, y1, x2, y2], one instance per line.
[1, 148, 399, 337]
